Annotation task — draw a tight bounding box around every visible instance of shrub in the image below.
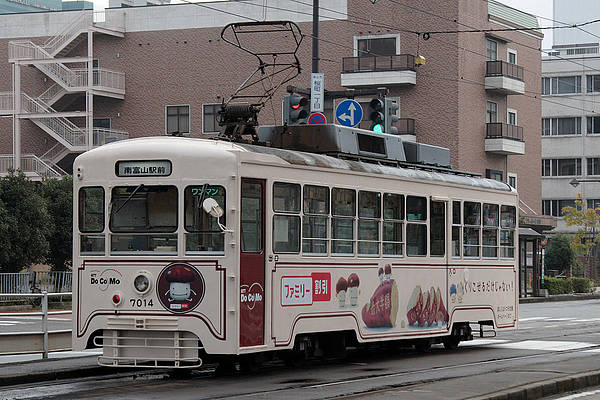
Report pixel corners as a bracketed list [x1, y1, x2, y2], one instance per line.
[544, 276, 594, 294]
[571, 277, 594, 293]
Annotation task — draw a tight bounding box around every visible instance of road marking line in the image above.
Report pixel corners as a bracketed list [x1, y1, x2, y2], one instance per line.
[552, 388, 600, 399]
[492, 341, 595, 351]
[519, 317, 548, 321]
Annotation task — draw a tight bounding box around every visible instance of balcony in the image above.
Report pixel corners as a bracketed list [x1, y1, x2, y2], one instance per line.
[341, 55, 416, 87]
[485, 123, 525, 155]
[485, 61, 525, 95]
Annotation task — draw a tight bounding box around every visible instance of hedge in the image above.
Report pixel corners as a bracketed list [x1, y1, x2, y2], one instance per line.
[543, 276, 595, 295]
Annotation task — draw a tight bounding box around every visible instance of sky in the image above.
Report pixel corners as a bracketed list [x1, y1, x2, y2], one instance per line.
[90, 0, 554, 49]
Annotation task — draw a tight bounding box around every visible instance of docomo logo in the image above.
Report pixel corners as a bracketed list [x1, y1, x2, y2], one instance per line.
[90, 269, 123, 292]
[240, 283, 264, 310]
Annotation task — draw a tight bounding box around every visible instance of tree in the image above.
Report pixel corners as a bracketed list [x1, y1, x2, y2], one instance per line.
[562, 193, 600, 280]
[0, 171, 51, 273]
[544, 233, 575, 276]
[41, 176, 73, 271]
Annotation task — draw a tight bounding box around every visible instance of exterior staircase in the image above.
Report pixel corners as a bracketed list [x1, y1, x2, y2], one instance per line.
[4, 10, 127, 179]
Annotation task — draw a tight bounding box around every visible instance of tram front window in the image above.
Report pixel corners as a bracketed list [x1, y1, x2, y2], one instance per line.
[109, 185, 177, 254]
[185, 185, 226, 254]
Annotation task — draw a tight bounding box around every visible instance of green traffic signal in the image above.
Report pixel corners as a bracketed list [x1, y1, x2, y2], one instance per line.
[370, 123, 384, 133]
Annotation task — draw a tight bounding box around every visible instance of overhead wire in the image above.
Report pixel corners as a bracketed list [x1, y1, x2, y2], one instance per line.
[173, 0, 600, 112]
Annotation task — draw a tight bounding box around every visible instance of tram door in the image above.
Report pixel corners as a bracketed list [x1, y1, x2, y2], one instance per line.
[430, 199, 449, 327]
[239, 179, 266, 347]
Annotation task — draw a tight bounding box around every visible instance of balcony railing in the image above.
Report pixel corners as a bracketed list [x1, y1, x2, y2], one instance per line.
[485, 60, 524, 81]
[397, 118, 415, 135]
[486, 122, 524, 141]
[342, 54, 416, 73]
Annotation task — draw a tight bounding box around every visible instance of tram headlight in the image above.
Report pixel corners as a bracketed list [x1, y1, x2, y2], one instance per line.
[133, 272, 152, 295]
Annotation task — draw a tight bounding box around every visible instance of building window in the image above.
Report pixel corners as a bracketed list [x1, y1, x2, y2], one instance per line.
[507, 49, 517, 64]
[588, 158, 600, 176]
[486, 101, 497, 123]
[486, 169, 503, 182]
[542, 117, 581, 136]
[508, 173, 517, 189]
[542, 158, 582, 176]
[93, 118, 110, 129]
[587, 116, 600, 134]
[202, 104, 220, 134]
[587, 199, 600, 209]
[356, 35, 398, 56]
[507, 109, 517, 125]
[587, 75, 600, 93]
[542, 199, 578, 217]
[542, 76, 582, 95]
[486, 39, 497, 61]
[166, 105, 190, 135]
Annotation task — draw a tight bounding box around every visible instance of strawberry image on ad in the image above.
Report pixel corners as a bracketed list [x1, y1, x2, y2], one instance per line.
[407, 285, 448, 327]
[362, 265, 399, 328]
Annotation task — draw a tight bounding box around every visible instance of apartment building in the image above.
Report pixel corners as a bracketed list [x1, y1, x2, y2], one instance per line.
[541, 0, 600, 233]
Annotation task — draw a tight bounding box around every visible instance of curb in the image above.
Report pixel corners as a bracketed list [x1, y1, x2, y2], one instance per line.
[0, 366, 110, 387]
[472, 370, 600, 400]
[519, 294, 600, 303]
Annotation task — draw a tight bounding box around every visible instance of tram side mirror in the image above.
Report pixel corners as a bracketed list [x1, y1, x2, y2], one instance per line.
[202, 198, 224, 218]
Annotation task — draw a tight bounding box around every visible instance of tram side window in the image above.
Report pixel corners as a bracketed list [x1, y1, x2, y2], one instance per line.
[241, 181, 263, 253]
[303, 185, 329, 255]
[331, 188, 356, 256]
[110, 186, 178, 254]
[430, 200, 445, 257]
[79, 187, 105, 255]
[184, 185, 225, 254]
[464, 201, 481, 257]
[383, 193, 404, 256]
[452, 201, 461, 257]
[500, 205, 516, 258]
[483, 203, 499, 258]
[273, 182, 300, 253]
[358, 191, 381, 256]
[406, 196, 427, 256]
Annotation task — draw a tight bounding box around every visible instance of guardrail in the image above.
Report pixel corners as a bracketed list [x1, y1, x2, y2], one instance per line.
[0, 292, 71, 358]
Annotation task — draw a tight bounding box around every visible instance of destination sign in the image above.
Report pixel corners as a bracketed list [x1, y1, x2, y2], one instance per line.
[116, 160, 172, 177]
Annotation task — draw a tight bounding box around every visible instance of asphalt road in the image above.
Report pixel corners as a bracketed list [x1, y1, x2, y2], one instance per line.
[0, 313, 71, 334]
[2, 300, 600, 400]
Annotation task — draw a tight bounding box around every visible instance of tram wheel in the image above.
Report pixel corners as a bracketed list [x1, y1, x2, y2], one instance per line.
[443, 336, 460, 350]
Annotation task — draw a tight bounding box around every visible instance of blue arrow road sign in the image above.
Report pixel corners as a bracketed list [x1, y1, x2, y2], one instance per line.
[336, 99, 363, 127]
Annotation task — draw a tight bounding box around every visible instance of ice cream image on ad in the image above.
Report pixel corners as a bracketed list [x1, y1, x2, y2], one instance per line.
[348, 273, 360, 306]
[336, 277, 347, 307]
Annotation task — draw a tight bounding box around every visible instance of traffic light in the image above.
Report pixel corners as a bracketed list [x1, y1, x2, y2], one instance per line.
[283, 95, 309, 125]
[384, 98, 399, 135]
[368, 98, 385, 133]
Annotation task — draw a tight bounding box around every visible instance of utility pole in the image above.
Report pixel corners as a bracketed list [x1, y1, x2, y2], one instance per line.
[312, 0, 319, 73]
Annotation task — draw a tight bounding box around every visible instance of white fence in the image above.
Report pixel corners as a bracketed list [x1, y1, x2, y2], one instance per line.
[0, 292, 71, 358]
[0, 271, 72, 298]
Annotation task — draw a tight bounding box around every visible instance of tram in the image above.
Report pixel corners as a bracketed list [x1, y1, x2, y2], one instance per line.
[72, 124, 518, 368]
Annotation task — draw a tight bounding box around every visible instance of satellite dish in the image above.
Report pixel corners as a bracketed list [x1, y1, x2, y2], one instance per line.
[202, 198, 224, 218]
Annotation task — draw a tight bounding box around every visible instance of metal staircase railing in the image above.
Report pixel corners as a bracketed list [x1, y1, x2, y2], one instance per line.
[93, 128, 129, 146]
[40, 144, 69, 175]
[37, 84, 67, 106]
[0, 154, 64, 178]
[21, 93, 87, 147]
[0, 92, 13, 114]
[43, 11, 90, 57]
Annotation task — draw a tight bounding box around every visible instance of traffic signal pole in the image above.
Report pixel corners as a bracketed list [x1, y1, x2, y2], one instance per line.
[312, 0, 319, 73]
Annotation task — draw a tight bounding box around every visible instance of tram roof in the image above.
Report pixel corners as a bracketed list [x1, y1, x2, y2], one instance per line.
[235, 143, 513, 193]
[80, 137, 513, 193]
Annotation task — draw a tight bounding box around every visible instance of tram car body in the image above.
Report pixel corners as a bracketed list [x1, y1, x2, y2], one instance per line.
[73, 128, 518, 368]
